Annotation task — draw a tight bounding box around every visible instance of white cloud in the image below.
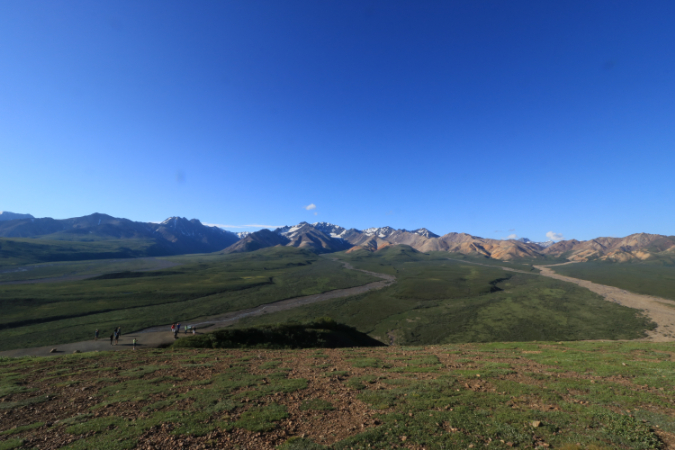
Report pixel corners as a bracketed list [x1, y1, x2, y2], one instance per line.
[204, 223, 283, 229]
[507, 234, 517, 239]
[546, 231, 564, 241]
[304, 203, 317, 211]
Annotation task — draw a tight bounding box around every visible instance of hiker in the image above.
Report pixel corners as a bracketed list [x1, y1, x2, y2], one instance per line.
[95, 329, 99, 340]
[110, 333, 113, 345]
[185, 325, 189, 334]
[133, 338, 137, 350]
[114, 330, 119, 345]
[173, 328, 178, 339]
[192, 326, 196, 335]
[171, 323, 175, 333]
[177, 323, 181, 333]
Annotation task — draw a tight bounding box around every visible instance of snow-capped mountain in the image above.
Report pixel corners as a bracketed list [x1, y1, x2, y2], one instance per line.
[310, 222, 349, 239]
[408, 228, 439, 238]
[363, 226, 398, 239]
[274, 222, 310, 239]
[236, 231, 252, 239]
[517, 237, 556, 248]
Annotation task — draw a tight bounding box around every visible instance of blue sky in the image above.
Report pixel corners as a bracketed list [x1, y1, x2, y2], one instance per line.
[1, 1, 674, 242]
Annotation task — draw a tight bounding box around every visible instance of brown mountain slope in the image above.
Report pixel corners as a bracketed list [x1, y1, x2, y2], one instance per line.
[221, 229, 289, 254]
[544, 233, 675, 262]
[284, 224, 351, 253]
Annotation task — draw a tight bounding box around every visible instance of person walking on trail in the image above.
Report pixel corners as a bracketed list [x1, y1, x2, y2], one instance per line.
[171, 323, 175, 334]
[114, 330, 119, 345]
[192, 326, 196, 335]
[177, 323, 181, 333]
[109, 333, 114, 345]
[133, 338, 137, 350]
[95, 329, 99, 340]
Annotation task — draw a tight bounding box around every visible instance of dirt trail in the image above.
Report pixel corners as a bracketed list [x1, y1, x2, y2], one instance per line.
[535, 262, 675, 342]
[0, 261, 396, 358]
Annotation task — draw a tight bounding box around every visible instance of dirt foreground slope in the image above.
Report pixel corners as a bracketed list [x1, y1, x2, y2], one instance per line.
[1, 342, 674, 450]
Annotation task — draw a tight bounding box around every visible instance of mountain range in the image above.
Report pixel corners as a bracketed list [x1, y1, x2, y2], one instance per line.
[1, 212, 674, 263]
[0, 213, 239, 255]
[222, 221, 675, 263]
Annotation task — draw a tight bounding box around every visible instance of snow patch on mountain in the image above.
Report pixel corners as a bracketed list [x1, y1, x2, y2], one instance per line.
[409, 228, 439, 238]
[363, 226, 397, 238]
[518, 237, 555, 248]
[311, 222, 348, 238]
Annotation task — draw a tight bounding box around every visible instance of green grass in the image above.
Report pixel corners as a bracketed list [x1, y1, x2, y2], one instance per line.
[234, 403, 289, 432]
[552, 261, 675, 301]
[0, 439, 24, 450]
[237, 252, 655, 345]
[0, 247, 379, 351]
[0, 422, 43, 437]
[0, 237, 163, 268]
[0, 256, 176, 284]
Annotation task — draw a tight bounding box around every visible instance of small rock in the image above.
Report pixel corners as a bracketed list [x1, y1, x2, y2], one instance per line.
[400, 436, 407, 442]
[50, 348, 57, 353]
[73, 350, 81, 354]
[531, 420, 541, 428]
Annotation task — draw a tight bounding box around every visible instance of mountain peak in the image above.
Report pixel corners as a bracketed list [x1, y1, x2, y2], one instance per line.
[363, 226, 397, 238]
[409, 228, 439, 238]
[0, 211, 34, 222]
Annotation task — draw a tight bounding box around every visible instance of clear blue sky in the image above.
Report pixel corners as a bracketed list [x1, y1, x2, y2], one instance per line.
[1, 1, 674, 242]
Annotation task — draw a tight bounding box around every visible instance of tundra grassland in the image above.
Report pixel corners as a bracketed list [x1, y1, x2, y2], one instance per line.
[0, 237, 165, 267]
[236, 247, 655, 345]
[1, 341, 674, 449]
[551, 262, 675, 302]
[0, 248, 379, 352]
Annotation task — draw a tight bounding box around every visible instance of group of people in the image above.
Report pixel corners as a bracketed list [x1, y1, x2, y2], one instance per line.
[110, 327, 122, 345]
[94, 327, 137, 350]
[171, 323, 196, 338]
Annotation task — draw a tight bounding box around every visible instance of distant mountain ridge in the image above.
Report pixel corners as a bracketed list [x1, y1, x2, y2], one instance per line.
[0, 213, 239, 255]
[0, 211, 34, 222]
